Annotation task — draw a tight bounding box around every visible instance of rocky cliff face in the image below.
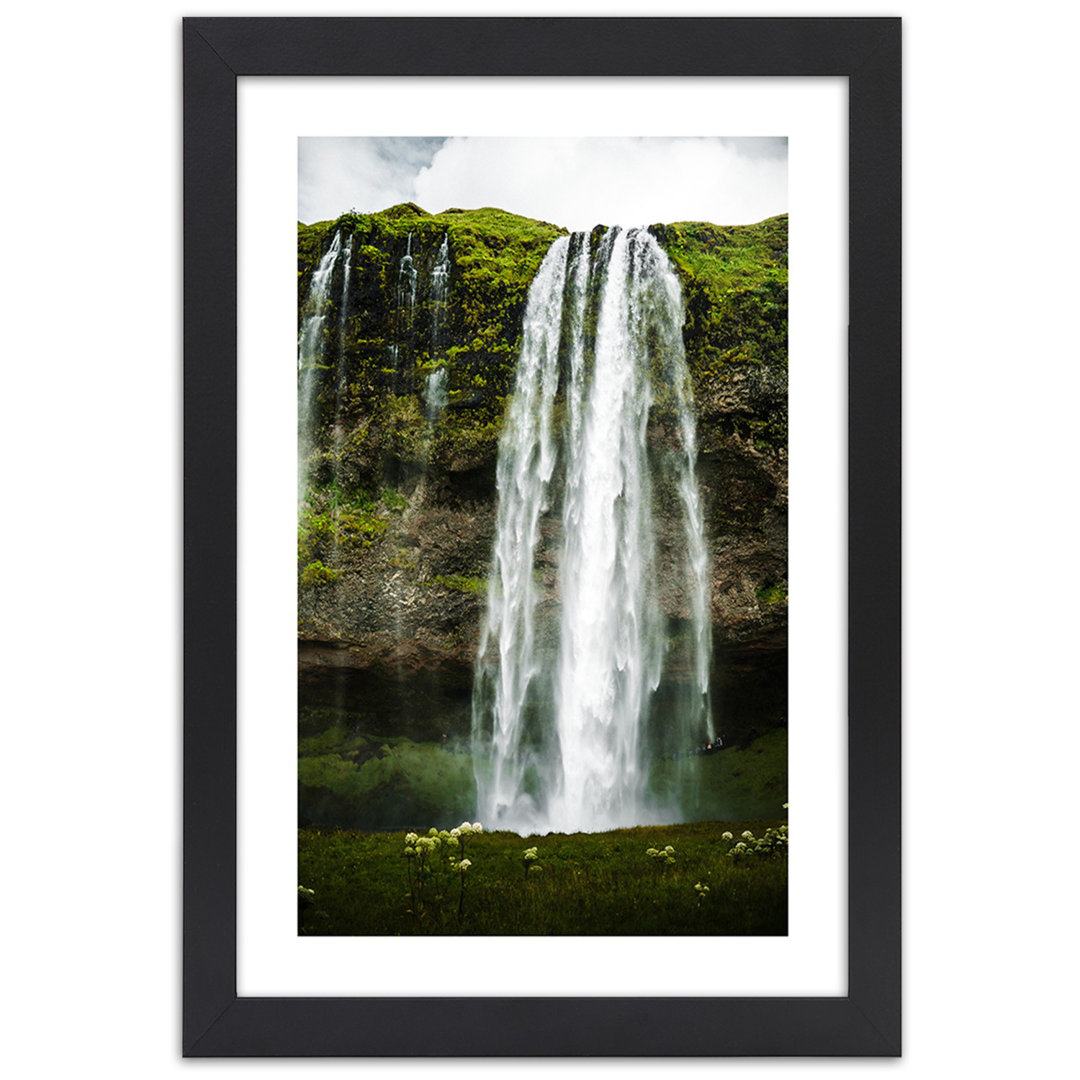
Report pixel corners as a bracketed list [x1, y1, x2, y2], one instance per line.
[297, 205, 787, 738]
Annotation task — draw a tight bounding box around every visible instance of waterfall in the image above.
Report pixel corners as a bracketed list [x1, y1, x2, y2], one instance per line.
[400, 232, 418, 311]
[472, 228, 713, 834]
[389, 233, 419, 385]
[297, 229, 342, 506]
[424, 367, 449, 423]
[430, 232, 450, 357]
[472, 237, 568, 832]
[333, 233, 353, 436]
[422, 234, 451, 426]
[337, 234, 353, 363]
[328, 233, 354, 561]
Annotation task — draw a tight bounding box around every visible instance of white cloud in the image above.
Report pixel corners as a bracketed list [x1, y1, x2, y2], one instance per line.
[416, 137, 786, 230]
[299, 137, 786, 230]
[297, 136, 445, 223]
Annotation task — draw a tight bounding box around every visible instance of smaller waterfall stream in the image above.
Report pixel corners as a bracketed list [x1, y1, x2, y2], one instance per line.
[430, 233, 450, 357]
[401, 232, 418, 311]
[329, 233, 354, 561]
[332, 233, 354, 437]
[424, 233, 452, 427]
[336, 233, 353, 373]
[297, 229, 343, 505]
[424, 367, 449, 423]
[389, 233, 419, 385]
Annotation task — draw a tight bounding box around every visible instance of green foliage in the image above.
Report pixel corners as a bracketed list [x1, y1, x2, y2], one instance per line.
[298, 817, 787, 935]
[299, 561, 340, 587]
[298, 205, 787, 477]
[659, 215, 788, 301]
[297, 490, 392, 570]
[645, 844, 677, 866]
[756, 581, 788, 606]
[648, 728, 788, 822]
[428, 573, 487, 595]
[521, 844, 541, 880]
[352, 488, 377, 513]
[724, 822, 788, 862]
[299, 725, 787, 834]
[299, 725, 369, 757]
[337, 511, 388, 548]
[656, 216, 788, 454]
[299, 736, 477, 829]
[401, 822, 481, 919]
[436, 413, 504, 469]
[298, 204, 565, 475]
[297, 510, 335, 565]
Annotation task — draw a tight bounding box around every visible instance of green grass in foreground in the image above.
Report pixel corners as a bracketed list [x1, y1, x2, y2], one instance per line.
[298, 818, 787, 936]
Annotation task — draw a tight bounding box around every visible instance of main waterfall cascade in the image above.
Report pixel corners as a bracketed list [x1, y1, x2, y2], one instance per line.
[472, 227, 714, 834]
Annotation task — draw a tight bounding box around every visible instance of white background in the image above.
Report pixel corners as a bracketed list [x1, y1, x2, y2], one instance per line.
[2, 0, 1076, 1077]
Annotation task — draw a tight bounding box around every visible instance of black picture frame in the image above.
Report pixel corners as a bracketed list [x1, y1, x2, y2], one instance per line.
[183, 16, 900, 1057]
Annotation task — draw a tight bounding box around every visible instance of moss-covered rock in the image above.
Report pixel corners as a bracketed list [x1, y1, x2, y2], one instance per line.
[297, 206, 787, 677]
[299, 204, 565, 482]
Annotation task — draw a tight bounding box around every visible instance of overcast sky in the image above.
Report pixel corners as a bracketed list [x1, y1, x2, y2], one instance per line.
[299, 136, 787, 231]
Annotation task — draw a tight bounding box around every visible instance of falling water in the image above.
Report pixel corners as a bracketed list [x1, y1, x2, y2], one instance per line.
[472, 228, 713, 834]
[400, 232, 419, 311]
[422, 234, 452, 428]
[337, 234, 353, 360]
[430, 232, 450, 357]
[424, 367, 449, 423]
[328, 233, 354, 561]
[389, 233, 419, 385]
[297, 229, 342, 505]
[332, 233, 354, 432]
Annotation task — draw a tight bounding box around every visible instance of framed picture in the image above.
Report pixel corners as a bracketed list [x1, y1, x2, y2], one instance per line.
[184, 16, 899, 1056]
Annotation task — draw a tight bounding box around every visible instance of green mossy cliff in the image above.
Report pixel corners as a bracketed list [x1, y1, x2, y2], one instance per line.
[299, 204, 564, 474]
[297, 204, 787, 698]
